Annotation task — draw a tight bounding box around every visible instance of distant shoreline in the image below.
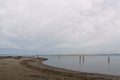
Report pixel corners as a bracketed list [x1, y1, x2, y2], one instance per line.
[39, 54, 120, 56]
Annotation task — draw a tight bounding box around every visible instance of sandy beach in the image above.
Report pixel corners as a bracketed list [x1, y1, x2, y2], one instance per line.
[0, 56, 119, 80]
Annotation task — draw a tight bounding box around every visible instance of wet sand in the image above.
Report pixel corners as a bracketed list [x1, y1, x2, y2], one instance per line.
[0, 57, 119, 80]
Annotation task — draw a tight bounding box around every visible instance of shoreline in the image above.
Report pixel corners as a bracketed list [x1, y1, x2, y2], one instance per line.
[41, 58, 120, 76]
[0, 56, 119, 80]
[20, 57, 120, 80]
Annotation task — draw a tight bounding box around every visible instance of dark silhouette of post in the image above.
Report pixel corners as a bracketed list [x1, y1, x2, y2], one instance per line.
[58, 55, 61, 59]
[82, 56, 85, 71]
[79, 56, 81, 64]
[107, 56, 111, 73]
[36, 54, 39, 59]
[83, 56, 84, 63]
[108, 56, 110, 64]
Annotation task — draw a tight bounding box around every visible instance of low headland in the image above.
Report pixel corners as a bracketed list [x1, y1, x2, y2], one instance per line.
[0, 56, 119, 80]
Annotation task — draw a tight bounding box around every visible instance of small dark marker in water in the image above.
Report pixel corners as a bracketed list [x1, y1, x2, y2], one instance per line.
[79, 56, 81, 64]
[83, 56, 84, 63]
[108, 56, 110, 64]
[58, 55, 61, 59]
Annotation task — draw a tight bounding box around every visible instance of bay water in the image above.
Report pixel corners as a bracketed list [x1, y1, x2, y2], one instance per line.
[42, 55, 120, 76]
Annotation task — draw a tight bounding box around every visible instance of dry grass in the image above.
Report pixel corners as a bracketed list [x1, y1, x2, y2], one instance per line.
[0, 56, 24, 59]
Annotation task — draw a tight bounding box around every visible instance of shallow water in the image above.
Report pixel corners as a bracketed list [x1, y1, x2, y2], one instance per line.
[42, 55, 120, 76]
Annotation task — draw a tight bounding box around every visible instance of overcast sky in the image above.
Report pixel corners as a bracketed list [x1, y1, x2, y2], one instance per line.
[0, 0, 120, 54]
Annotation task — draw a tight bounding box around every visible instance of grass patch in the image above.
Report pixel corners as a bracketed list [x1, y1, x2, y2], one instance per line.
[0, 56, 24, 60]
[12, 56, 24, 59]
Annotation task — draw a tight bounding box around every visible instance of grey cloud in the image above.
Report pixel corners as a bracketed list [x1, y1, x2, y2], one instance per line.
[0, 0, 120, 54]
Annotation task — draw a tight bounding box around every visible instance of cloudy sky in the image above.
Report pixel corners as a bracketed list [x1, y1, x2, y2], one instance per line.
[0, 0, 120, 54]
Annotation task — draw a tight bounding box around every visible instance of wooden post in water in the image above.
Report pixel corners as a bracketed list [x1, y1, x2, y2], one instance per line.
[83, 56, 84, 63]
[36, 54, 39, 59]
[79, 56, 81, 64]
[108, 56, 110, 64]
[58, 55, 60, 59]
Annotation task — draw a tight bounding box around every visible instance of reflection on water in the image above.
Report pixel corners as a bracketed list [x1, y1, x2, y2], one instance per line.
[43, 55, 120, 76]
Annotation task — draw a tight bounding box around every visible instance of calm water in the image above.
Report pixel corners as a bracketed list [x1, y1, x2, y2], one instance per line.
[42, 55, 120, 76]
